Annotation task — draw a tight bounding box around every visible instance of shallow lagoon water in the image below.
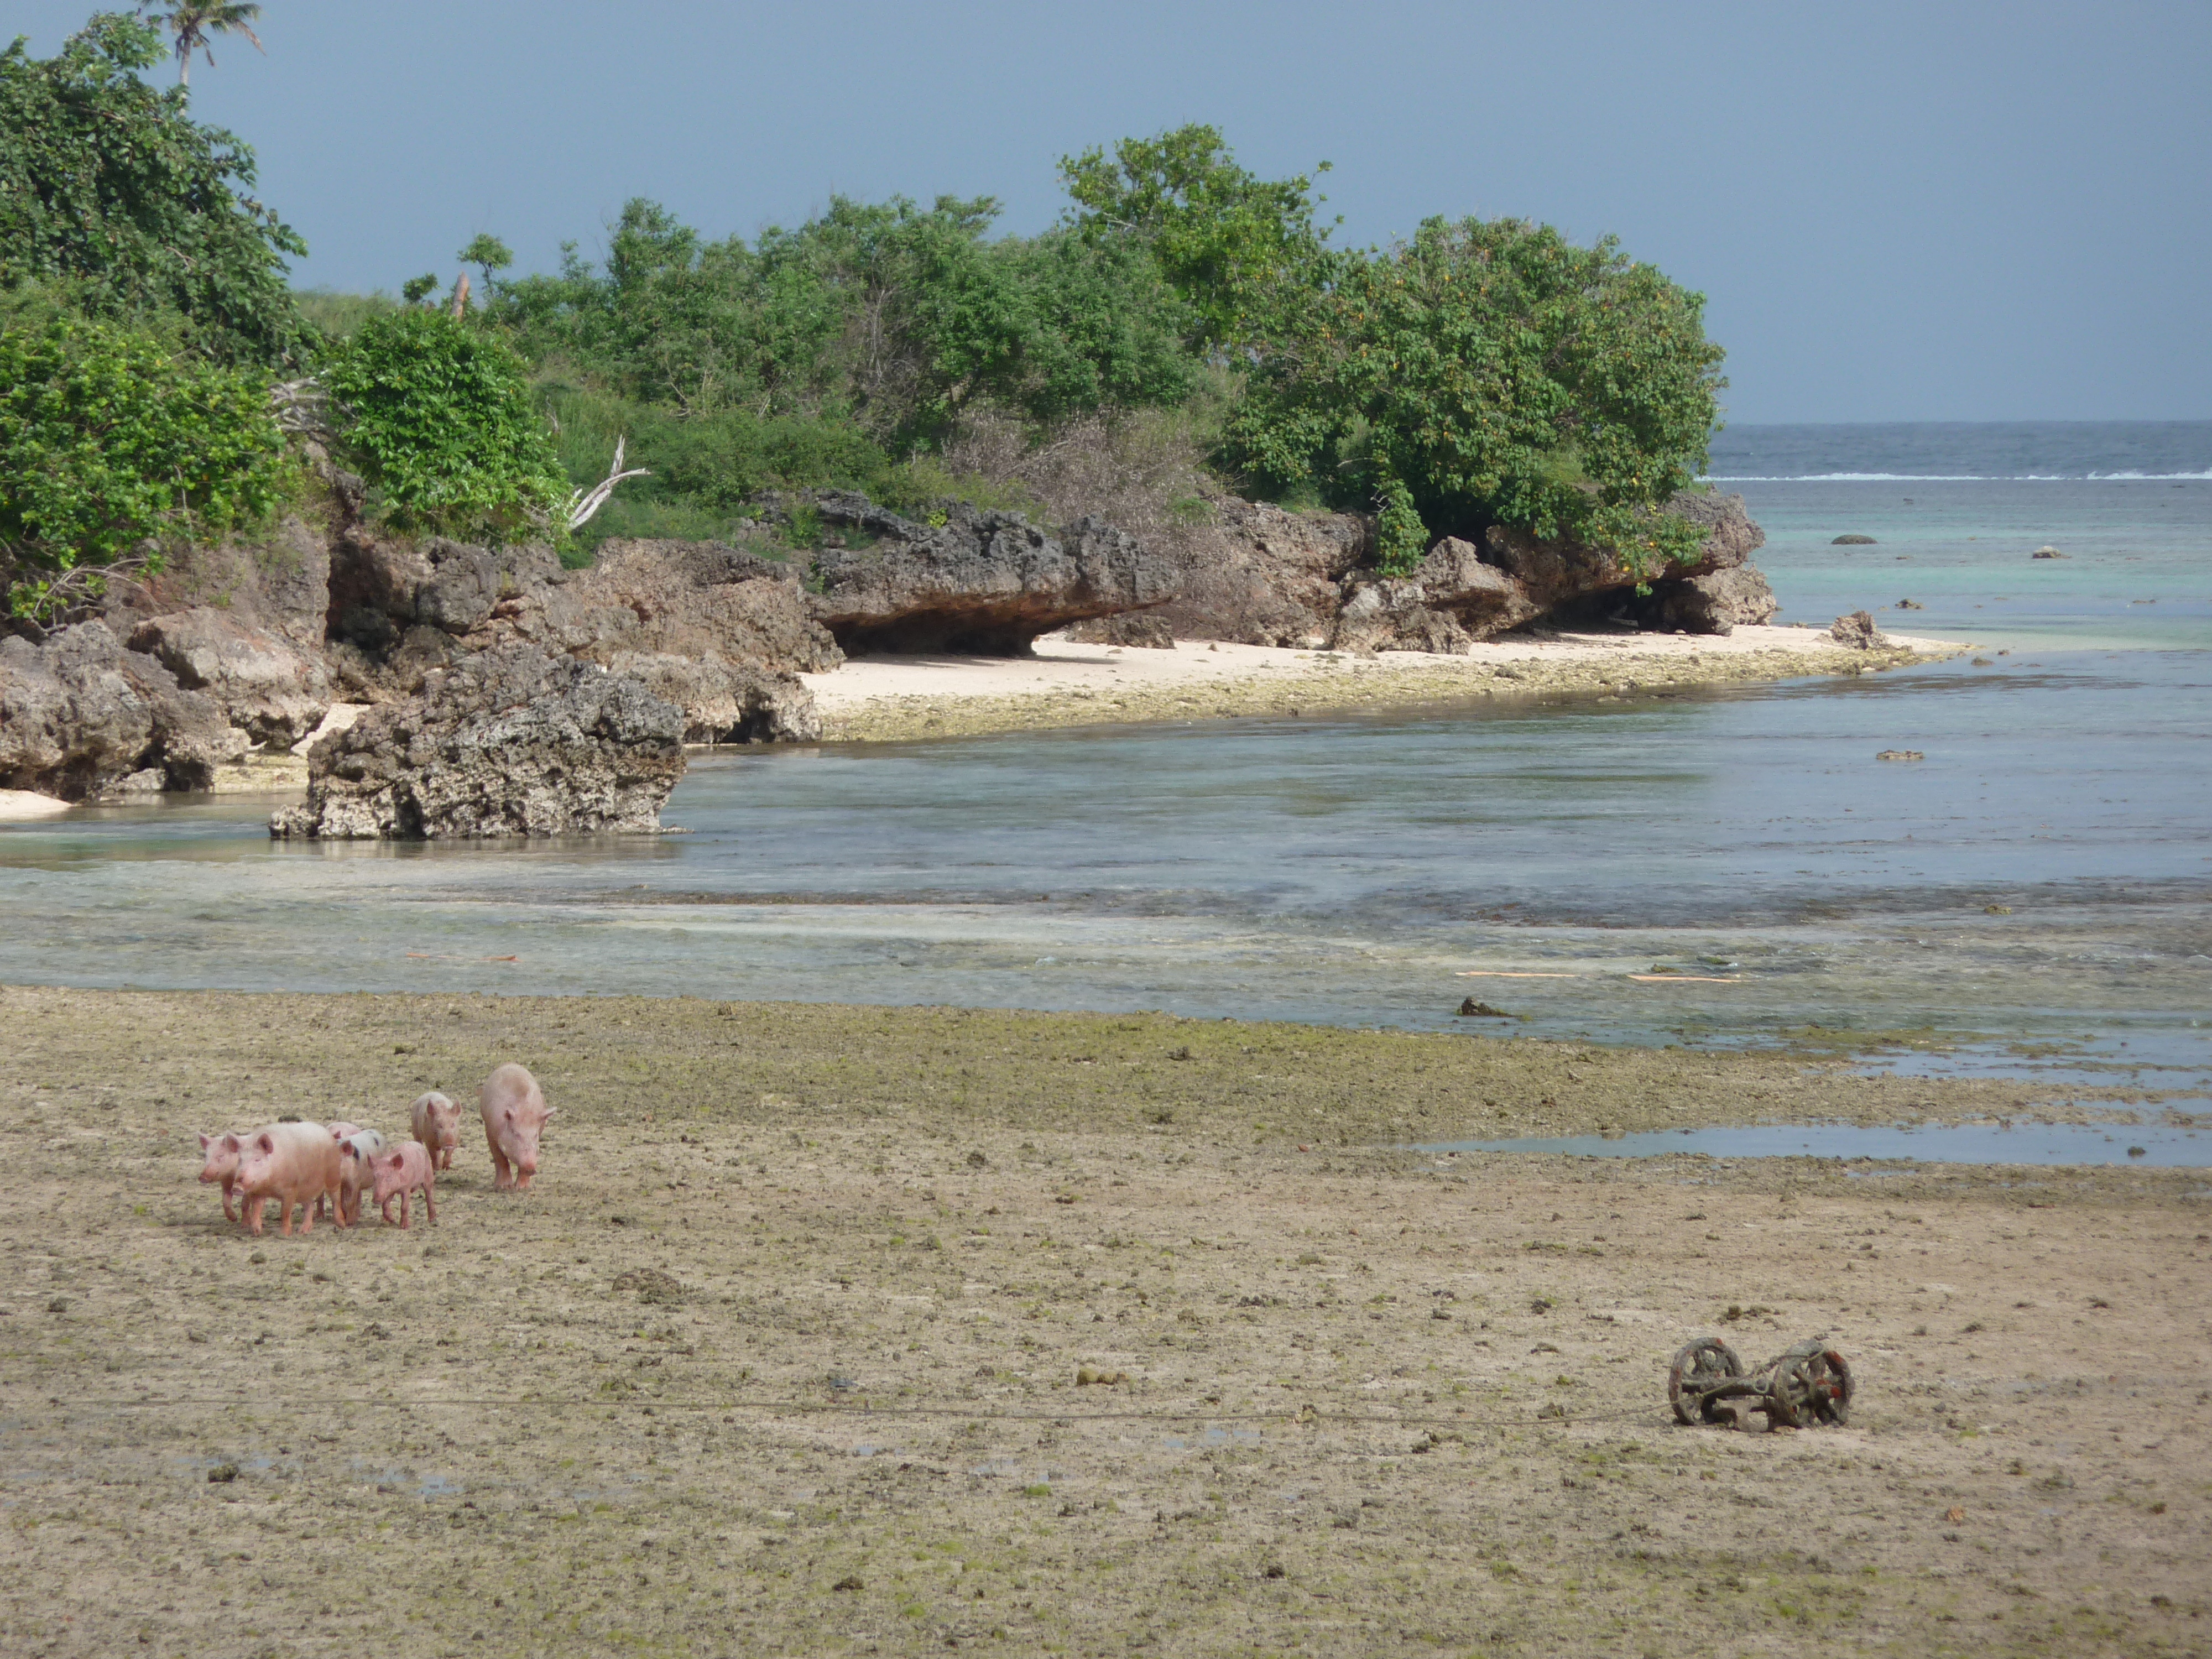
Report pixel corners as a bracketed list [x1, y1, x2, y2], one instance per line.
[1418, 1118, 2212, 1167]
[2, 426, 2208, 1102]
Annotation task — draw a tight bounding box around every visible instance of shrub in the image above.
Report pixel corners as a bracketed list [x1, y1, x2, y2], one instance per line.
[1224, 216, 1726, 576]
[0, 304, 288, 618]
[0, 14, 306, 366]
[322, 309, 568, 542]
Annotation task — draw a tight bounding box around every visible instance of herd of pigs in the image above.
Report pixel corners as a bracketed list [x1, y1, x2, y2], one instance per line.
[192, 1061, 557, 1237]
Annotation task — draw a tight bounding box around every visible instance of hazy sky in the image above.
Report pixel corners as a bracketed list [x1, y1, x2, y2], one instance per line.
[13, 1, 2210, 422]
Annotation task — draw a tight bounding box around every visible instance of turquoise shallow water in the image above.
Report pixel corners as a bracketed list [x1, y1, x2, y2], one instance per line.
[3, 426, 2208, 1106]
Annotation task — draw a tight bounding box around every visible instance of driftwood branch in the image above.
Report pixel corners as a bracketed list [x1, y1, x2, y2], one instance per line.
[562, 434, 651, 533]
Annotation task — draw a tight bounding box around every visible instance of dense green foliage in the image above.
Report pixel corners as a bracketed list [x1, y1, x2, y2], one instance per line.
[499, 195, 1193, 446]
[2, 6, 1728, 587]
[0, 13, 305, 364]
[1223, 217, 1725, 574]
[0, 300, 288, 616]
[1060, 123, 1334, 354]
[321, 309, 568, 542]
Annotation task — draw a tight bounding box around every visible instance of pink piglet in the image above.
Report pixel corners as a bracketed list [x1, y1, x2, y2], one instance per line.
[372, 1142, 437, 1229]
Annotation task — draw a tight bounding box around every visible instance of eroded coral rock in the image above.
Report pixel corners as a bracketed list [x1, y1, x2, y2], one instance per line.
[127, 608, 333, 749]
[270, 647, 685, 840]
[0, 620, 246, 799]
[805, 497, 1178, 655]
[1829, 610, 1890, 650]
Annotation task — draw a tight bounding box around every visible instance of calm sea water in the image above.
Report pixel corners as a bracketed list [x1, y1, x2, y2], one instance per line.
[4, 423, 2208, 1103]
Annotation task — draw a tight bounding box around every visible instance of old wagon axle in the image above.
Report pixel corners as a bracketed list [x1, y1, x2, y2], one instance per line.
[1668, 1337, 1854, 1431]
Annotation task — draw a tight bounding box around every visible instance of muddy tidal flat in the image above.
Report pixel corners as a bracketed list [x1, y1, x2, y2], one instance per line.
[1, 986, 2206, 1657]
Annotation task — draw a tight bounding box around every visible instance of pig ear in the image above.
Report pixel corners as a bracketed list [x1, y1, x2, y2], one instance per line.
[540, 1106, 558, 1119]
[255, 1133, 275, 1152]
[199, 1133, 211, 1151]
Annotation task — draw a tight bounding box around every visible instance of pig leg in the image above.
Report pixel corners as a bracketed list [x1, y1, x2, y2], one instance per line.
[379, 1192, 397, 1227]
[397, 1190, 411, 1230]
[421, 1176, 436, 1225]
[242, 1196, 264, 1237]
[277, 1198, 294, 1237]
[327, 1175, 348, 1229]
[295, 1194, 312, 1235]
[221, 1177, 238, 1225]
[489, 1146, 513, 1191]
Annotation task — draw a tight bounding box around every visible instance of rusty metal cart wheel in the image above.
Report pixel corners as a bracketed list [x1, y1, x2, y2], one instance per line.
[1769, 1340, 1854, 1427]
[1668, 1337, 1745, 1425]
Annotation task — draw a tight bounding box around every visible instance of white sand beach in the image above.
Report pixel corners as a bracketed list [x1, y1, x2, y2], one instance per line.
[801, 623, 1965, 741]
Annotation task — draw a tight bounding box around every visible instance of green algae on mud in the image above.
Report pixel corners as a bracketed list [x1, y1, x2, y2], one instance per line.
[2, 985, 2208, 1657]
[0, 984, 2147, 1149]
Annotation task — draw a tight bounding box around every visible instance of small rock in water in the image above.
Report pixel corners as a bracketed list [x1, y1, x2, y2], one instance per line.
[1832, 534, 1877, 545]
[1829, 611, 1889, 649]
[1984, 904, 2013, 914]
[1895, 598, 1924, 609]
[2031, 545, 2067, 559]
[1875, 749, 1925, 761]
[1457, 998, 1512, 1018]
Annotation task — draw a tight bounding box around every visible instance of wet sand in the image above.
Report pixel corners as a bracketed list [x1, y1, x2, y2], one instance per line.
[1, 985, 2203, 1656]
[804, 627, 1960, 743]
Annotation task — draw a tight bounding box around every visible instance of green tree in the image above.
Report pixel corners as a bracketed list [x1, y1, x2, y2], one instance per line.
[139, 1, 263, 88]
[1224, 216, 1725, 576]
[0, 13, 305, 364]
[1059, 123, 1333, 353]
[457, 234, 513, 293]
[0, 302, 288, 618]
[322, 309, 569, 542]
[494, 195, 1192, 445]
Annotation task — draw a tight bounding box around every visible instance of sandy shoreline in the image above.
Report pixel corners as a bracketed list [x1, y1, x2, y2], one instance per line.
[1, 986, 2203, 1656]
[804, 624, 1965, 743]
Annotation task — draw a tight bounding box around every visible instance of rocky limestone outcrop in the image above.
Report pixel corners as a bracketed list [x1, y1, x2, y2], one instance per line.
[126, 608, 334, 749]
[1829, 610, 1890, 650]
[0, 620, 247, 799]
[322, 531, 828, 741]
[327, 533, 564, 655]
[270, 647, 686, 840]
[105, 513, 335, 653]
[604, 651, 821, 744]
[1120, 489, 1770, 653]
[1063, 611, 1176, 648]
[1635, 565, 1780, 635]
[542, 539, 841, 674]
[1480, 490, 1765, 619]
[1136, 500, 1371, 648]
[804, 495, 1177, 655]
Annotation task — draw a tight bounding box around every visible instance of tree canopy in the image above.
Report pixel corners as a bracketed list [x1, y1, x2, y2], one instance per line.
[495, 193, 1193, 448]
[1059, 123, 1333, 354]
[1222, 216, 1726, 573]
[0, 8, 1730, 586]
[0, 12, 305, 364]
[321, 309, 569, 543]
[0, 297, 288, 617]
